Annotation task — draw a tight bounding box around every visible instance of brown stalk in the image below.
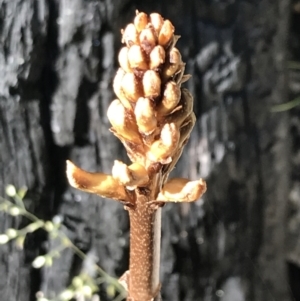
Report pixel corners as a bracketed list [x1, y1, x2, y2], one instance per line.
[128, 174, 162, 300]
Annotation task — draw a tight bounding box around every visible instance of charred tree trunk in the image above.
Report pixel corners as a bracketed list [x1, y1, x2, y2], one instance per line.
[0, 0, 299, 301]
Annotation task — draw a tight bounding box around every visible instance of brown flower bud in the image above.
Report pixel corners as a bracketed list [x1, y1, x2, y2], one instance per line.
[149, 45, 166, 69]
[139, 27, 157, 54]
[127, 45, 148, 70]
[157, 178, 207, 203]
[107, 99, 141, 144]
[143, 70, 161, 98]
[113, 68, 132, 110]
[122, 72, 143, 102]
[164, 88, 193, 127]
[112, 160, 149, 189]
[135, 97, 157, 135]
[158, 20, 174, 46]
[147, 123, 179, 164]
[122, 23, 139, 46]
[66, 160, 131, 203]
[170, 47, 182, 63]
[157, 81, 181, 116]
[118, 47, 132, 73]
[134, 11, 149, 32]
[150, 13, 164, 33]
[162, 48, 182, 79]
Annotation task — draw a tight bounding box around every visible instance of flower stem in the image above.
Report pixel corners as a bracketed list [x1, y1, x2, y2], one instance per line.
[127, 175, 162, 301]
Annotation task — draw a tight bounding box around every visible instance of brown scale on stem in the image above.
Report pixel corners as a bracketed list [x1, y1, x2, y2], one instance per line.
[66, 10, 207, 301]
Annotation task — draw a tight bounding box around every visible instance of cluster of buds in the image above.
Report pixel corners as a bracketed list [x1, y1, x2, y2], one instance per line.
[66, 11, 206, 208]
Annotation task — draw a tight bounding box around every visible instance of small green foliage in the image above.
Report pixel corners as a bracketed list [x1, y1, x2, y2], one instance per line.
[17, 186, 28, 199]
[6, 228, 18, 239]
[8, 206, 22, 216]
[15, 235, 26, 249]
[1, 185, 126, 301]
[32, 256, 47, 269]
[59, 289, 74, 301]
[107, 284, 116, 298]
[44, 221, 55, 232]
[271, 61, 300, 112]
[271, 96, 300, 112]
[0, 234, 9, 244]
[5, 185, 17, 197]
[62, 273, 98, 300]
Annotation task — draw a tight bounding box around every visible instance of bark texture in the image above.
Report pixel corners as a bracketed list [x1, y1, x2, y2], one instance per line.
[0, 0, 299, 301]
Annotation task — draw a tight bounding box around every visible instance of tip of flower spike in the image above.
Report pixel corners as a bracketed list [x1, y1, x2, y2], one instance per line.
[111, 12, 197, 174]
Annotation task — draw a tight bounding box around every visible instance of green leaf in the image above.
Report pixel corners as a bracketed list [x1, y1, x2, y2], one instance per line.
[271, 96, 300, 112]
[17, 186, 28, 199]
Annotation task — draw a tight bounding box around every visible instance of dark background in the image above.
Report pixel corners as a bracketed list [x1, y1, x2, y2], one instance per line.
[1, 0, 300, 300]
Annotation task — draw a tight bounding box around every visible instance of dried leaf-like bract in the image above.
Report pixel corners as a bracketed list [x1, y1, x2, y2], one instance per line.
[157, 178, 207, 203]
